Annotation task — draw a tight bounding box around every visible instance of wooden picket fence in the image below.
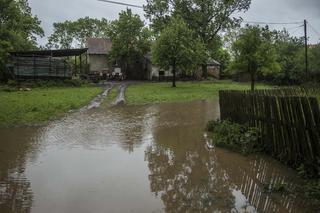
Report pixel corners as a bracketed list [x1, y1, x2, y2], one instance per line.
[219, 88, 320, 170]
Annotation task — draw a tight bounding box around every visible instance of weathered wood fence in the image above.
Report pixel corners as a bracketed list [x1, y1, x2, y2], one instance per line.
[219, 88, 320, 170]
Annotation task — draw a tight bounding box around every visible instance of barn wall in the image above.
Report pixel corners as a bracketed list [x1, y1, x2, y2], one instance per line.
[208, 66, 220, 79]
[89, 54, 109, 72]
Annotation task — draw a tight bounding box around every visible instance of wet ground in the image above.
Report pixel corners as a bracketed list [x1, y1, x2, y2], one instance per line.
[0, 99, 317, 213]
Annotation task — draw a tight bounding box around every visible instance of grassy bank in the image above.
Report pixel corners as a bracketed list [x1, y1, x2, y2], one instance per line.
[0, 87, 102, 127]
[126, 81, 272, 105]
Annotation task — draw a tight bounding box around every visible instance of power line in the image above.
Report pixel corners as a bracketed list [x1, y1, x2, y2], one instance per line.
[307, 22, 320, 37]
[243, 21, 303, 25]
[98, 0, 143, 9]
[286, 25, 304, 31]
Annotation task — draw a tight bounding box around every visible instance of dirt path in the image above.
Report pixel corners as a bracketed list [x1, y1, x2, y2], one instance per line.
[81, 84, 113, 111]
[114, 83, 127, 105]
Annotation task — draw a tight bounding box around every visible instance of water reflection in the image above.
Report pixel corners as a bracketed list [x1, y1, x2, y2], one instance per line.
[0, 100, 317, 213]
[0, 128, 41, 212]
[145, 101, 315, 213]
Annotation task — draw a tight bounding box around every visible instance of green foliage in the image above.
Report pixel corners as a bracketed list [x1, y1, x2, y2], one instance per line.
[207, 119, 263, 155]
[145, 0, 251, 77]
[152, 16, 206, 87]
[308, 45, 320, 80]
[304, 179, 320, 200]
[108, 9, 151, 75]
[231, 25, 280, 90]
[271, 29, 305, 84]
[0, 87, 102, 127]
[0, 0, 44, 81]
[47, 17, 110, 49]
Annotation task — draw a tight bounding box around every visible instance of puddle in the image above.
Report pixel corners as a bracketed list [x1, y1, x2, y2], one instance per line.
[0, 100, 317, 213]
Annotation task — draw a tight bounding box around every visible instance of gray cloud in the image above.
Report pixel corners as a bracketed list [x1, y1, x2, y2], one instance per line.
[29, 0, 320, 45]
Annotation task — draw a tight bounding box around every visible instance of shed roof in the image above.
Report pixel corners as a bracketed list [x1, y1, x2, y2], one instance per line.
[87, 38, 112, 55]
[207, 59, 221, 66]
[10, 48, 88, 57]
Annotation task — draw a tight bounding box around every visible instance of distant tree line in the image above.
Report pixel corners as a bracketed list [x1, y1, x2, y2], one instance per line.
[228, 25, 320, 90]
[47, 17, 110, 49]
[1, 0, 319, 88]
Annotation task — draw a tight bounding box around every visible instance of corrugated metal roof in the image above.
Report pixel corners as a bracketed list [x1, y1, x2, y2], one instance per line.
[87, 38, 112, 55]
[10, 48, 88, 57]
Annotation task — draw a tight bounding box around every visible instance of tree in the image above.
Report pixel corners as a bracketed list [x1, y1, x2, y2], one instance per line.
[108, 9, 151, 78]
[144, 0, 252, 78]
[47, 17, 110, 49]
[231, 25, 280, 91]
[273, 29, 304, 84]
[152, 17, 206, 87]
[308, 44, 320, 81]
[0, 0, 44, 81]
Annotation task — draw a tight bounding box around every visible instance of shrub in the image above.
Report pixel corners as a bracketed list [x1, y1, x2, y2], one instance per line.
[206, 120, 263, 155]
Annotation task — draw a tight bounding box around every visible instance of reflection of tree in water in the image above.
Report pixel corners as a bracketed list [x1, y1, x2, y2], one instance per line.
[145, 126, 235, 213]
[0, 127, 40, 213]
[109, 105, 156, 153]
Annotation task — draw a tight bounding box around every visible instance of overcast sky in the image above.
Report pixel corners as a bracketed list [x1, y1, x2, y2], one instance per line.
[29, 0, 320, 45]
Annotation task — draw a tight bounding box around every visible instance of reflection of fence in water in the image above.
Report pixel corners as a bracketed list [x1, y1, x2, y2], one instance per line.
[222, 156, 305, 213]
[219, 89, 320, 173]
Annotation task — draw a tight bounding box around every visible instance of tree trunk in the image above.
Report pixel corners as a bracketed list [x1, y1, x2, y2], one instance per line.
[172, 61, 176, 88]
[250, 72, 255, 91]
[201, 64, 207, 79]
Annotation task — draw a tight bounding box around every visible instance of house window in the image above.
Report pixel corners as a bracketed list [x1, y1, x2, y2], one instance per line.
[159, 71, 165, 76]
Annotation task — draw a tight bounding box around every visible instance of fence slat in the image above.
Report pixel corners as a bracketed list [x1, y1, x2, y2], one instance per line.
[219, 89, 320, 172]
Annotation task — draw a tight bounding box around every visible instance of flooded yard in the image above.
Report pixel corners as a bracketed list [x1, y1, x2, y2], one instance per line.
[0, 100, 316, 212]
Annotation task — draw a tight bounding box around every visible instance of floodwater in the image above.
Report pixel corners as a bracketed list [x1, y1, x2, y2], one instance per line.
[0, 100, 317, 213]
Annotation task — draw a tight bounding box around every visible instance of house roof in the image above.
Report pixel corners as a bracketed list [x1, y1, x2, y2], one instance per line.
[87, 38, 112, 55]
[10, 48, 88, 57]
[207, 59, 221, 66]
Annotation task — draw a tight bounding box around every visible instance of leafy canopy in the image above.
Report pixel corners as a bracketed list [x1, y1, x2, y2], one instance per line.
[231, 25, 280, 89]
[108, 9, 151, 71]
[145, 0, 251, 74]
[152, 16, 206, 86]
[47, 17, 110, 49]
[0, 0, 44, 80]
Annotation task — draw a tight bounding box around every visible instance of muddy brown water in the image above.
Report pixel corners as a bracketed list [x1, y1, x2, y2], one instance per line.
[0, 100, 317, 213]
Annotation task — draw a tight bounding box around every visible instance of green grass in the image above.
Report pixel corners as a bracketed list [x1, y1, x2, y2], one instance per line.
[126, 80, 272, 105]
[102, 85, 119, 106]
[0, 87, 102, 127]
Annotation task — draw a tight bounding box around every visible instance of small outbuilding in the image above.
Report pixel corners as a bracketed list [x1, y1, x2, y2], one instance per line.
[9, 48, 88, 79]
[87, 38, 112, 74]
[207, 59, 221, 79]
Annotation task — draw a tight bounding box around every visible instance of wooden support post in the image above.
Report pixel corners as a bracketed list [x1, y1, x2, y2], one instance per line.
[80, 54, 82, 75]
[33, 54, 36, 79]
[17, 57, 19, 77]
[74, 56, 77, 77]
[49, 56, 52, 77]
[304, 19, 308, 81]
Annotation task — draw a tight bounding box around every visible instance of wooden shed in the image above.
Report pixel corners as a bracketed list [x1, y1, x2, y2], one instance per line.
[9, 48, 88, 79]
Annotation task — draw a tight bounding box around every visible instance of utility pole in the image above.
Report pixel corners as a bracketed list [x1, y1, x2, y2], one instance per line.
[304, 19, 308, 81]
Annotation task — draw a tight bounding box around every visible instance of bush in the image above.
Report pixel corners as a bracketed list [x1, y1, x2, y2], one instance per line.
[206, 120, 263, 155]
[27, 79, 90, 88]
